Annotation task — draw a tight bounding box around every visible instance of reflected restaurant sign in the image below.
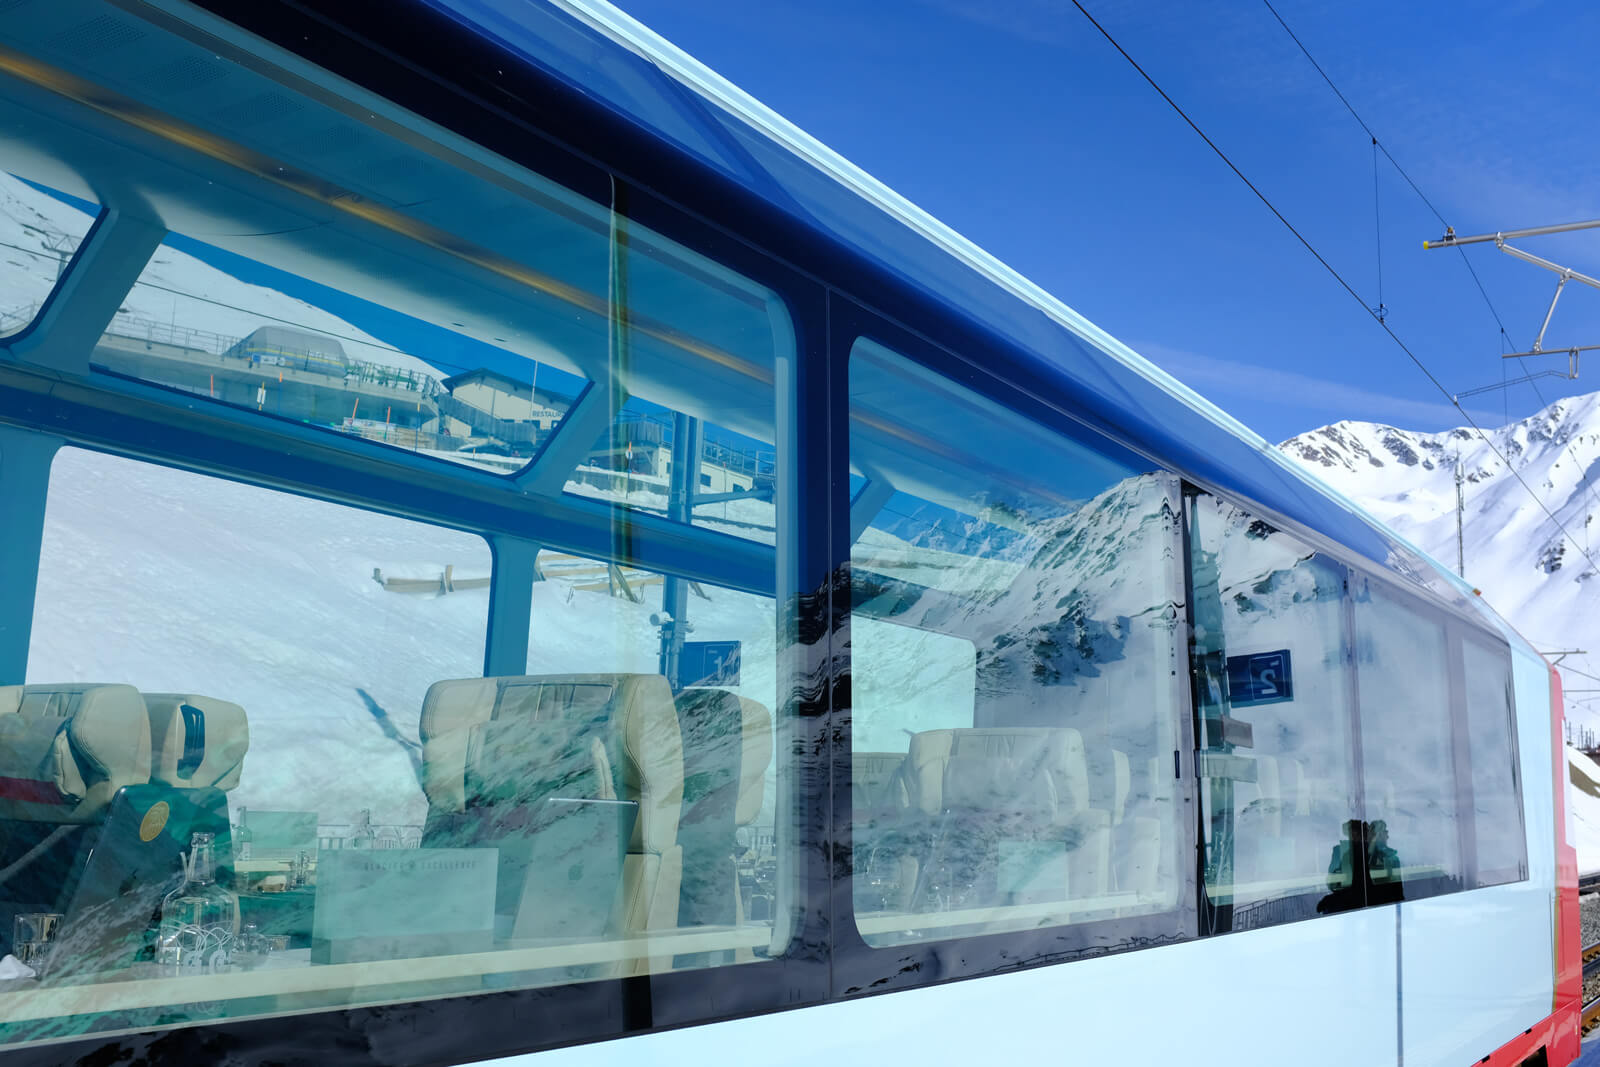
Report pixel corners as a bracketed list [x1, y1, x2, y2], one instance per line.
[1226, 649, 1293, 707]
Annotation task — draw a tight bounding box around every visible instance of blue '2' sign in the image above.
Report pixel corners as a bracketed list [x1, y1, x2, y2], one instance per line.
[1225, 650, 1293, 707]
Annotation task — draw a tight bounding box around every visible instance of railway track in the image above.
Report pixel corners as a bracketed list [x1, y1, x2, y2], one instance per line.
[1581, 872, 1600, 1036]
[1585, 942, 1600, 1036]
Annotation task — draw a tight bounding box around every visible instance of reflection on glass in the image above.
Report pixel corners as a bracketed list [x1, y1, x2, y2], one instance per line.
[84, 203, 785, 543]
[1353, 579, 1465, 898]
[89, 229, 592, 475]
[848, 340, 1184, 947]
[1462, 639, 1527, 887]
[10, 425, 789, 1043]
[0, 173, 98, 339]
[1187, 497, 1359, 930]
[520, 548, 782, 935]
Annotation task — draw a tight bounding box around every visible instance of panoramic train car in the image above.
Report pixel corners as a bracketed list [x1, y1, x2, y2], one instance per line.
[0, 0, 1579, 1064]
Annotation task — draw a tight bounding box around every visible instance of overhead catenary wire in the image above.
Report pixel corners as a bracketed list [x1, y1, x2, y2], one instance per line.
[1255, 0, 1600, 692]
[1257, 4, 1600, 467]
[1371, 137, 1385, 322]
[1063, 0, 1600, 587]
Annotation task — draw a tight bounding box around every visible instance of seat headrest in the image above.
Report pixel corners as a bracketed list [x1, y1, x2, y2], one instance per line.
[463, 717, 610, 810]
[420, 674, 682, 856]
[418, 677, 500, 814]
[735, 697, 772, 826]
[905, 727, 1088, 820]
[852, 752, 908, 811]
[0, 684, 151, 823]
[670, 691, 770, 827]
[143, 694, 249, 790]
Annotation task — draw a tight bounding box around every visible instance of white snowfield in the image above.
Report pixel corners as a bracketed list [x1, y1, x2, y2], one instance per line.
[1281, 399, 1600, 870]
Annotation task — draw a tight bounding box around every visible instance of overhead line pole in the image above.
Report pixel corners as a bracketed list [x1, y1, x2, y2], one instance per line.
[1424, 218, 1600, 248]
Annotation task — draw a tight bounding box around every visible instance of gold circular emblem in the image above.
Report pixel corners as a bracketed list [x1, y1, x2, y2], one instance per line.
[139, 801, 170, 842]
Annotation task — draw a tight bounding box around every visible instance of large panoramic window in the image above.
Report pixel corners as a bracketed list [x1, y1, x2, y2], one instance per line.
[1352, 579, 1466, 900]
[1186, 495, 1361, 929]
[847, 339, 1185, 948]
[11, 421, 792, 1043]
[0, 21, 797, 1037]
[1461, 636, 1527, 887]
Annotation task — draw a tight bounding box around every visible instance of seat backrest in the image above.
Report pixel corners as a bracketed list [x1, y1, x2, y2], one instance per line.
[671, 688, 756, 929]
[1087, 747, 1130, 826]
[903, 727, 1090, 822]
[420, 674, 683, 860]
[733, 697, 772, 830]
[852, 752, 908, 813]
[0, 684, 151, 824]
[143, 694, 249, 791]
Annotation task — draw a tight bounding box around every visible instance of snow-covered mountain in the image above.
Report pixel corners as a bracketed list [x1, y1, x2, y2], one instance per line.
[1281, 393, 1600, 706]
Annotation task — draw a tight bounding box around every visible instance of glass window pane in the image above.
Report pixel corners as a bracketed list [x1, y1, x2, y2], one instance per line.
[522, 549, 782, 946]
[1462, 637, 1527, 887]
[1188, 497, 1359, 928]
[849, 339, 1185, 947]
[1353, 580, 1465, 899]
[17, 448, 491, 1041]
[92, 223, 597, 475]
[0, 172, 98, 338]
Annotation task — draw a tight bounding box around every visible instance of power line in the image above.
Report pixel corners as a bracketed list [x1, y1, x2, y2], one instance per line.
[1064, 0, 1600, 584]
[1255, 0, 1600, 681]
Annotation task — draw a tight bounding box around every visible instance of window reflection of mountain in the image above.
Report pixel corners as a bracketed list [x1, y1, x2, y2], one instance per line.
[1318, 818, 1405, 913]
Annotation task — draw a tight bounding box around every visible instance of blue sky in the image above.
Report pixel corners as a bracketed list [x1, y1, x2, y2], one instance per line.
[613, 0, 1600, 443]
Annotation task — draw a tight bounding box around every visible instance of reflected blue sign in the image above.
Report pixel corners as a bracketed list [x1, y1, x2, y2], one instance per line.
[1226, 649, 1293, 707]
[681, 640, 741, 687]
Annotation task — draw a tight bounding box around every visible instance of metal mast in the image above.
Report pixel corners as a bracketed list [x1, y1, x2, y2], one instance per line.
[1455, 454, 1465, 577]
[1426, 220, 1600, 396]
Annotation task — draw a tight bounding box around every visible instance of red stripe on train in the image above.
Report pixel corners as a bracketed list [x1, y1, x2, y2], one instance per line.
[1548, 662, 1582, 1066]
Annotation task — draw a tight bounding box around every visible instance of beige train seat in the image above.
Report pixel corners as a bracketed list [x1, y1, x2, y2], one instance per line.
[853, 752, 908, 813]
[1088, 747, 1130, 827]
[143, 694, 250, 791]
[900, 727, 1111, 908]
[851, 751, 912, 914]
[1095, 747, 1162, 897]
[670, 689, 770, 941]
[0, 684, 153, 927]
[1112, 754, 1171, 898]
[1238, 755, 1316, 885]
[0, 684, 151, 825]
[419, 674, 686, 943]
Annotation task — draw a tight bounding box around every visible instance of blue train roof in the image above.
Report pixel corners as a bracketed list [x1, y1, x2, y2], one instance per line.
[425, 0, 1489, 614]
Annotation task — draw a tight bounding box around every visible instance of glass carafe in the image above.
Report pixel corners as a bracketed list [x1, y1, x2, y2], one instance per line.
[156, 831, 240, 974]
[234, 806, 252, 862]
